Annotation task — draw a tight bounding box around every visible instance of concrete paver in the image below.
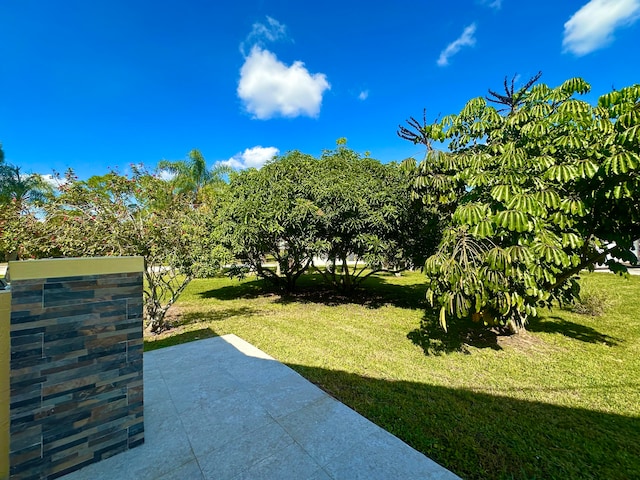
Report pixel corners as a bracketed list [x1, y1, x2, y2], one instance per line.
[62, 334, 459, 480]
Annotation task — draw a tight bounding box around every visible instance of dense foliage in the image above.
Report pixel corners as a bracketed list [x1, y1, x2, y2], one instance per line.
[401, 77, 640, 332]
[219, 151, 321, 291]
[312, 142, 438, 292]
[219, 143, 438, 293]
[0, 144, 52, 261]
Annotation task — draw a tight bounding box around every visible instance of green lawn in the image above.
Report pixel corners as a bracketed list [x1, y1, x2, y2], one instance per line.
[145, 271, 640, 480]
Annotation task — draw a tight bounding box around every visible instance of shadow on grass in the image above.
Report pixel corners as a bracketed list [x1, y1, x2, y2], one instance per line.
[195, 271, 429, 310]
[204, 271, 430, 310]
[408, 311, 623, 355]
[357, 273, 429, 310]
[198, 277, 274, 300]
[528, 316, 622, 346]
[286, 362, 640, 480]
[144, 327, 219, 352]
[171, 306, 260, 327]
[407, 313, 502, 355]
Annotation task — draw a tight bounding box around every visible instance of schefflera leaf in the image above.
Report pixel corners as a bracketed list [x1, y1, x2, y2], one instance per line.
[490, 184, 513, 202]
[562, 232, 583, 249]
[559, 198, 587, 216]
[604, 151, 639, 174]
[576, 159, 599, 178]
[544, 164, 579, 182]
[472, 220, 495, 238]
[484, 246, 510, 270]
[494, 209, 530, 232]
[506, 193, 544, 215]
[534, 189, 561, 209]
[505, 245, 534, 264]
[453, 202, 489, 225]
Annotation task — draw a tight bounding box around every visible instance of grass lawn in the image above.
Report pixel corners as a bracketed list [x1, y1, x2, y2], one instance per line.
[145, 271, 640, 480]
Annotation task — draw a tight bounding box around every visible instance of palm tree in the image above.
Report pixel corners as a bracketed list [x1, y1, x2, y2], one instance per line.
[0, 164, 52, 208]
[0, 146, 54, 260]
[158, 149, 229, 207]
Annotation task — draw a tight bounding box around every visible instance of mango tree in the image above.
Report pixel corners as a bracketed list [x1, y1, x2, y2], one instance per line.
[218, 151, 322, 292]
[219, 144, 439, 294]
[313, 141, 439, 293]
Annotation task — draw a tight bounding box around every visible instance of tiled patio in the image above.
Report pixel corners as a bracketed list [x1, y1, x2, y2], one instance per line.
[62, 334, 459, 479]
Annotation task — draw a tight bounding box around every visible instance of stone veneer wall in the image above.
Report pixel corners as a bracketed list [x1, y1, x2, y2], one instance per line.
[7, 257, 144, 480]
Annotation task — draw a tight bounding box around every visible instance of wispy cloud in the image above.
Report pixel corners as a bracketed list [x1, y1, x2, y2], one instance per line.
[238, 46, 330, 119]
[240, 16, 289, 56]
[478, 0, 502, 9]
[563, 0, 640, 56]
[237, 18, 331, 119]
[220, 146, 279, 170]
[358, 90, 369, 101]
[437, 23, 477, 66]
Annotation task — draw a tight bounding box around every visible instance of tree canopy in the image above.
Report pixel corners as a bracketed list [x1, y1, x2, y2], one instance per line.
[401, 77, 640, 332]
[0, 145, 53, 260]
[312, 142, 437, 292]
[218, 143, 438, 293]
[37, 167, 220, 332]
[218, 150, 322, 291]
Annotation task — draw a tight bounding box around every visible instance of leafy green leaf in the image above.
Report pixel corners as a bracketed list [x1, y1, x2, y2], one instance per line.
[490, 185, 513, 202]
[471, 220, 495, 238]
[453, 202, 488, 225]
[534, 190, 561, 209]
[494, 210, 530, 232]
[544, 164, 579, 182]
[576, 159, 599, 178]
[559, 198, 586, 216]
[439, 305, 448, 332]
[604, 151, 638, 174]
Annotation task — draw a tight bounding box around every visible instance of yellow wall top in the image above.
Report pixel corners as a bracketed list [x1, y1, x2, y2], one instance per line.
[8, 257, 144, 281]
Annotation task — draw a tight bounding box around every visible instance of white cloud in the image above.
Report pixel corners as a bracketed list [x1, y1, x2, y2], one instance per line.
[358, 90, 369, 101]
[40, 173, 68, 189]
[479, 0, 502, 9]
[157, 169, 176, 181]
[238, 46, 330, 119]
[437, 23, 477, 67]
[563, 0, 640, 55]
[221, 146, 279, 170]
[240, 16, 289, 56]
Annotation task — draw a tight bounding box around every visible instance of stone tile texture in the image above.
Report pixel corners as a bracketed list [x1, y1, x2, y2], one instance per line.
[61, 335, 459, 480]
[9, 272, 144, 479]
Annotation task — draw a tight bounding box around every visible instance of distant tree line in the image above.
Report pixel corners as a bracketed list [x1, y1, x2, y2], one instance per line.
[0, 142, 439, 332]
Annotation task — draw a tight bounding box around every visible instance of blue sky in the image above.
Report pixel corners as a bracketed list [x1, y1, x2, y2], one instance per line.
[1, 0, 639, 181]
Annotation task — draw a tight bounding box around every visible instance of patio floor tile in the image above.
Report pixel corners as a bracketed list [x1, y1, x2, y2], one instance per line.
[197, 420, 294, 480]
[60, 334, 459, 479]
